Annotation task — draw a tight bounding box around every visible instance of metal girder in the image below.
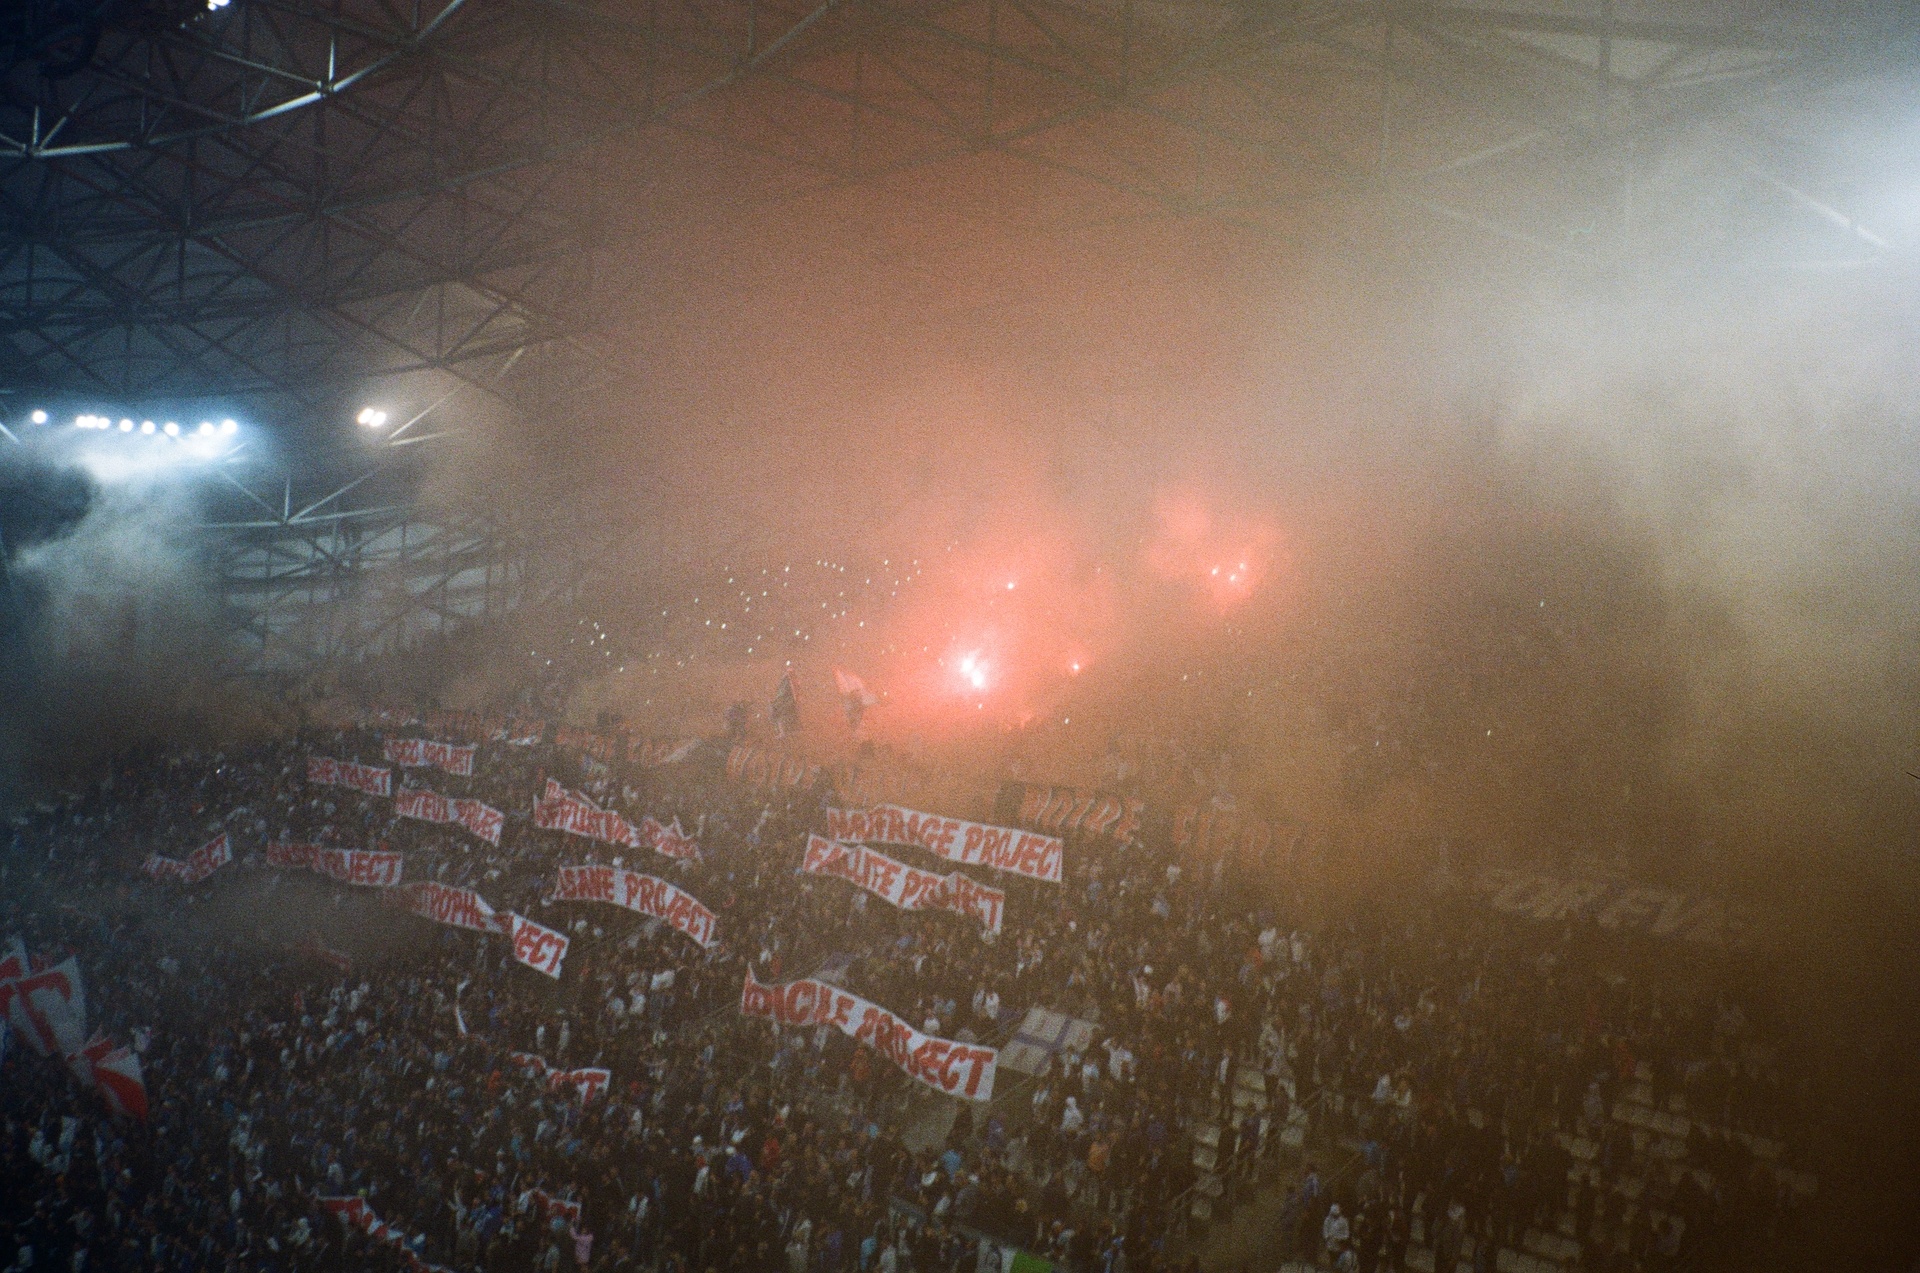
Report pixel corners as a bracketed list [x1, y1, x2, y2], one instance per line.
[4, 0, 1912, 427]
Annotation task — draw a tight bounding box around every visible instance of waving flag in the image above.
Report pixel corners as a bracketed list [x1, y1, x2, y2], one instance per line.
[1, 958, 87, 1057]
[771, 673, 800, 738]
[833, 667, 878, 733]
[72, 1033, 148, 1121]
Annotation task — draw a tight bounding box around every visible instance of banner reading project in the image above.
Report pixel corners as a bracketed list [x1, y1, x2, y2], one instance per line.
[307, 755, 392, 798]
[141, 832, 232, 885]
[395, 788, 504, 845]
[382, 736, 477, 777]
[265, 842, 403, 887]
[553, 865, 717, 947]
[505, 912, 569, 978]
[739, 970, 997, 1101]
[801, 835, 1003, 933]
[824, 805, 1063, 884]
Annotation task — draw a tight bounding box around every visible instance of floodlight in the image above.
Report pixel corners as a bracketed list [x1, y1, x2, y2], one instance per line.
[163, 422, 180, 437]
[29, 410, 47, 424]
[141, 421, 155, 435]
[119, 419, 133, 432]
[356, 407, 388, 428]
[220, 420, 237, 434]
[197, 422, 214, 436]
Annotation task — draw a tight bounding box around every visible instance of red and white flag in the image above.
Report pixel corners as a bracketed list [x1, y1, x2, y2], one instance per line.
[833, 667, 879, 705]
[0, 957, 87, 1058]
[0, 937, 26, 982]
[71, 1033, 148, 1121]
[505, 912, 569, 979]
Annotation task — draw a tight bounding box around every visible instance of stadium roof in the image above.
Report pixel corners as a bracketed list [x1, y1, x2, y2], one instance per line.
[2, 0, 1915, 430]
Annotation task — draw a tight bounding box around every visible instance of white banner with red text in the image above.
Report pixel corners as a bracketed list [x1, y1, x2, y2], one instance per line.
[394, 882, 504, 936]
[265, 842, 403, 887]
[738, 970, 997, 1101]
[394, 787, 505, 845]
[306, 755, 392, 798]
[382, 736, 477, 777]
[824, 805, 1062, 884]
[534, 780, 698, 860]
[508, 1051, 612, 1102]
[801, 835, 1004, 933]
[505, 912, 569, 978]
[319, 1197, 455, 1273]
[552, 865, 718, 948]
[141, 832, 232, 885]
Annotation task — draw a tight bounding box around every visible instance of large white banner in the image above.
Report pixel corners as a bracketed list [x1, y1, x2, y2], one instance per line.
[801, 835, 1004, 933]
[395, 788, 505, 846]
[534, 780, 697, 860]
[824, 805, 1063, 884]
[141, 832, 232, 885]
[394, 882, 503, 935]
[553, 865, 717, 947]
[382, 736, 477, 777]
[508, 1051, 612, 1101]
[266, 842, 403, 887]
[739, 970, 997, 1101]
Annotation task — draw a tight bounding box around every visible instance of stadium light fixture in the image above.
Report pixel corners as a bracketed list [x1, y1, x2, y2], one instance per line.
[29, 409, 47, 424]
[357, 407, 388, 428]
[163, 422, 180, 437]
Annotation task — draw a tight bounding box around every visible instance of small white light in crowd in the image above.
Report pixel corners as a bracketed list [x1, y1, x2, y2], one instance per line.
[29, 410, 47, 424]
[357, 407, 388, 428]
[163, 422, 180, 437]
[141, 421, 156, 435]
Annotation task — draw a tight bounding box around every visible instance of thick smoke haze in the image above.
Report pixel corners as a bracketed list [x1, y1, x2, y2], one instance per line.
[0, 457, 262, 799]
[436, 192, 1920, 919]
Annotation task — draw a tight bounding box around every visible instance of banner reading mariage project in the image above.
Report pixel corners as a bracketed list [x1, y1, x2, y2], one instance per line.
[307, 755, 392, 798]
[738, 970, 998, 1101]
[553, 866, 718, 948]
[382, 736, 477, 777]
[824, 805, 1063, 884]
[801, 835, 1004, 933]
[265, 842, 403, 888]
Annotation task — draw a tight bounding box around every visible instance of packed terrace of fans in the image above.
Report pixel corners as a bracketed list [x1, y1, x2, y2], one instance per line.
[0, 713, 1818, 1273]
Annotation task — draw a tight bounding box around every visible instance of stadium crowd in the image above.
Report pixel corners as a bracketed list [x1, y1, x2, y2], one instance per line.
[0, 715, 1817, 1273]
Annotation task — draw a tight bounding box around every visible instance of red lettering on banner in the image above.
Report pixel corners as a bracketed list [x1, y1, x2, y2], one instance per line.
[742, 972, 995, 1101]
[800, 835, 1005, 933]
